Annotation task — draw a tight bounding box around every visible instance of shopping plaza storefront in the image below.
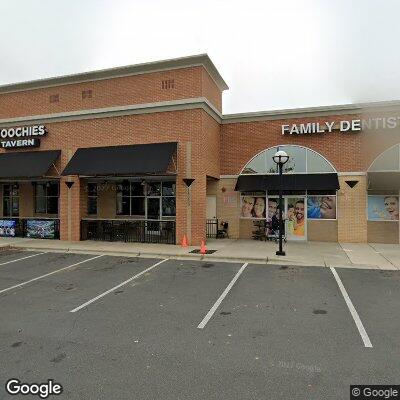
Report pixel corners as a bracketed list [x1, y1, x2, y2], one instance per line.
[0, 54, 400, 244]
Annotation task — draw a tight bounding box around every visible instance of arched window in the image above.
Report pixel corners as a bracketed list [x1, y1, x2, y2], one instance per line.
[368, 144, 400, 172]
[241, 145, 336, 175]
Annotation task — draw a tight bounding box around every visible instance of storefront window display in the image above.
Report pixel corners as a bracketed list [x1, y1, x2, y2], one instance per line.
[35, 182, 59, 215]
[2, 184, 19, 217]
[240, 193, 266, 219]
[368, 195, 399, 221]
[307, 196, 337, 219]
[116, 180, 176, 219]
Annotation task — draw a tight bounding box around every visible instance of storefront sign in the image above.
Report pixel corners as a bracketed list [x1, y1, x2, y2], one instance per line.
[0, 220, 16, 237]
[282, 117, 400, 135]
[0, 125, 47, 149]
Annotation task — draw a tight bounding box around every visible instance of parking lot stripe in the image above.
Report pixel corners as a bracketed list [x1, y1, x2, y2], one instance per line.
[0, 252, 47, 266]
[330, 267, 373, 348]
[70, 258, 168, 313]
[0, 255, 104, 295]
[197, 263, 248, 329]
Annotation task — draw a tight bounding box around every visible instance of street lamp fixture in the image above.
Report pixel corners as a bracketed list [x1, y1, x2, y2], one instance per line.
[273, 150, 289, 256]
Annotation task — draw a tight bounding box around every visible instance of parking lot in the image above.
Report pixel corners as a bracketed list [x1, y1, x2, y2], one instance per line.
[0, 250, 399, 400]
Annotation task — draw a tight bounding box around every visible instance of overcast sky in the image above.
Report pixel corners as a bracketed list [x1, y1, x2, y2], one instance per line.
[1, 0, 399, 114]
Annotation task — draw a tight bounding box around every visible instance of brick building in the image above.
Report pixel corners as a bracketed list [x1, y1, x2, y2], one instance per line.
[0, 54, 399, 244]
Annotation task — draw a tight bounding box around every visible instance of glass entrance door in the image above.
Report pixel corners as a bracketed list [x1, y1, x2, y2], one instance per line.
[267, 196, 307, 241]
[285, 197, 306, 240]
[146, 197, 161, 233]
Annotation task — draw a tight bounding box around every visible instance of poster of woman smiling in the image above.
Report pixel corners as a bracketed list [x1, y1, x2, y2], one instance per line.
[368, 196, 399, 221]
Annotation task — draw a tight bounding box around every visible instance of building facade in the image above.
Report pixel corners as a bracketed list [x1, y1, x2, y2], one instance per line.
[0, 54, 399, 244]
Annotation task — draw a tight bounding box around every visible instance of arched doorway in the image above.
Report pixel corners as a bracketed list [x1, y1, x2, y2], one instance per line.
[235, 145, 339, 241]
[366, 144, 400, 243]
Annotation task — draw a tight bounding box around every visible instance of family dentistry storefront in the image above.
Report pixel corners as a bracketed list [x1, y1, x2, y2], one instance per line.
[0, 54, 400, 244]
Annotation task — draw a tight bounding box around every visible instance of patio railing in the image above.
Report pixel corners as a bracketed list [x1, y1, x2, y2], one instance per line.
[206, 219, 218, 239]
[81, 219, 176, 244]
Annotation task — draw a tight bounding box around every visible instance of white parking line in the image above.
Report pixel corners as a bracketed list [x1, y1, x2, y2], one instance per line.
[70, 258, 168, 313]
[0, 252, 47, 266]
[197, 263, 248, 329]
[0, 255, 104, 295]
[330, 267, 373, 348]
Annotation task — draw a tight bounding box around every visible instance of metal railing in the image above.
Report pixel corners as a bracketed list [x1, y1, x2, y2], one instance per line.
[206, 219, 218, 239]
[0, 218, 60, 239]
[81, 219, 176, 244]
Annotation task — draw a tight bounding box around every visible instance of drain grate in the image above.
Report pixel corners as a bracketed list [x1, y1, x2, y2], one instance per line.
[189, 249, 217, 254]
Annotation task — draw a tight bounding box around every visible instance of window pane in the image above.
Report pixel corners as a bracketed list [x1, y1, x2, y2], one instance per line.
[162, 197, 176, 216]
[307, 150, 334, 173]
[47, 182, 59, 196]
[36, 183, 46, 197]
[307, 196, 337, 219]
[369, 145, 399, 172]
[147, 198, 160, 219]
[35, 197, 46, 213]
[117, 181, 130, 196]
[162, 181, 176, 196]
[88, 197, 97, 215]
[242, 152, 266, 174]
[368, 195, 399, 221]
[279, 145, 306, 173]
[47, 197, 59, 214]
[3, 185, 10, 197]
[147, 182, 161, 196]
[87, 183, 98, 196]
[3, 197, 10, 216]
[11, 198, 19, 216]
[265, 148, 279, 173]
[131, 197, 145, 216]
[116, 196, 130, 215]
[11, 185, 19, 196]
[131, 182, 144, 196]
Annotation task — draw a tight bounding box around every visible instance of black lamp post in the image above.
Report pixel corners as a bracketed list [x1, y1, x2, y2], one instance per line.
[272, 150, 289, 256]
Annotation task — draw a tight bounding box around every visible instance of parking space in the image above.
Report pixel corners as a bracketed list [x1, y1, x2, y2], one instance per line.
[0, 250, 398, 399]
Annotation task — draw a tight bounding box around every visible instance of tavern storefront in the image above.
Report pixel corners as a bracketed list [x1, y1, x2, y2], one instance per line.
[0, 54, 400, 245]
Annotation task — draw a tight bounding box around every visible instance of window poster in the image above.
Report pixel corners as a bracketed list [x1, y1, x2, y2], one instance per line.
[368, 196, 399, 221]
[307, 196, 337, 219]
[286, 198, 305, 238]
[26, 220, 56, 239]
[0, 220, 16, 237]
[240, 196, 266, 219]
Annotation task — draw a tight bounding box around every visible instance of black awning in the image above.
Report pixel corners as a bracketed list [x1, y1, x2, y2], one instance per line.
[235, 173, 340, 191]
[368, 172, 400, 190]
[62, 142, 177, 176]
[0, 150, 61, 178]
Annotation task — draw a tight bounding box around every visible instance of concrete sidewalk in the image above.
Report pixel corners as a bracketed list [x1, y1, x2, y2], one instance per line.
[1, 237, 400, 270]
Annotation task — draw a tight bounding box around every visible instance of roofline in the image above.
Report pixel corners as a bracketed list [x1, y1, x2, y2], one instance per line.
[222, 100, 400, 123]
[0, 54, 229, 94]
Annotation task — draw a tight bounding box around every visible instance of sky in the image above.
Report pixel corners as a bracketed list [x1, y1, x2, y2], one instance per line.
[1, 0, 399, 114]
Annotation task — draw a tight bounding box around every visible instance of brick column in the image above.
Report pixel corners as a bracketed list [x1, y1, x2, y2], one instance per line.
[60, 176, 84, 241]
[337, 175, 367, 243]
[190, 174, 206, 246]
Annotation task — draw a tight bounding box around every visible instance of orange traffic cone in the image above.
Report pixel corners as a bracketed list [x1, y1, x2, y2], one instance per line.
[181, 235, 188, 247]
[200, 240, 207, 255]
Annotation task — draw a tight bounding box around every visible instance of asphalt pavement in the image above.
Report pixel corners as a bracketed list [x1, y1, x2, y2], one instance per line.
[0, 249, 398, 399]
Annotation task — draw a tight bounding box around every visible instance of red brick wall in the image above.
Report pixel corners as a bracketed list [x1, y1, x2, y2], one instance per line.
[201, 68, 222, 112]
[0, 109, 213, 244]
[221, 113, 400, 174]
[221, 115, 366, 174]
[0, 66, 222, 119]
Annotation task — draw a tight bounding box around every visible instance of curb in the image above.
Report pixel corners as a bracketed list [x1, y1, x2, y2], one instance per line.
[3, 243, 393, 270]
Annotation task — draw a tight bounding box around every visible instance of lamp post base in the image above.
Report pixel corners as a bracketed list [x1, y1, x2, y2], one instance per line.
[276, 250, 286, 256]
